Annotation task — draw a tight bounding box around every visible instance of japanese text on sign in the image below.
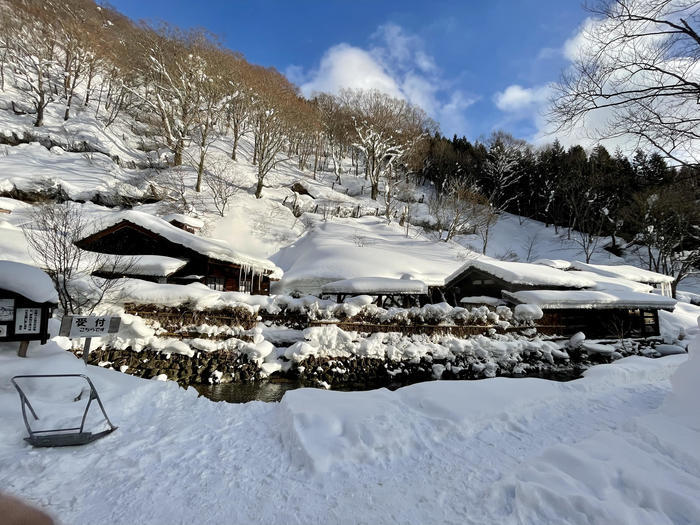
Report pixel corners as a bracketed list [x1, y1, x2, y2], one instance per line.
[69, 316, 112, 338]
[15, 308, 41, 334]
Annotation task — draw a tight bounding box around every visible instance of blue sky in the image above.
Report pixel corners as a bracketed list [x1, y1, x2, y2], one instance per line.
[107, 1, 589, 142]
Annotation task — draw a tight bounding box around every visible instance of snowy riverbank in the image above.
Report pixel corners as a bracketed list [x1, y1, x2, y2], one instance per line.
[1, 315, 699, 524]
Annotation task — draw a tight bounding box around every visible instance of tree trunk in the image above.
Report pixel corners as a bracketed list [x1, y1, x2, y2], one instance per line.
[370, 183, 379, 200]
[196, 155, 204, 192]
[255, 176, 264, 199]
[174, 141, 183, 166]
[34, 99, 44, 127]
[231, 134, 239, 161]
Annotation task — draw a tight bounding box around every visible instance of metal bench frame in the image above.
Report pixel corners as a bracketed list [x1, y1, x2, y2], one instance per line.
[10, 374, 117, 447]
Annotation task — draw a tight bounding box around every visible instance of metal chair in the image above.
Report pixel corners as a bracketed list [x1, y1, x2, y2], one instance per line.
[11, 374, 117, 447]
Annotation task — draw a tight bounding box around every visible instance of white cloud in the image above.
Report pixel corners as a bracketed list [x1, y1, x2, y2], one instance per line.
[299, 43, 402, 99]
[292, 23, 475, 137]
[494, 84, 552, 113]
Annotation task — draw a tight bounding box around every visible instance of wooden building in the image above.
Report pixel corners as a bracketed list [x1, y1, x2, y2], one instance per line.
[321, 277, 429, 307]
[503, 290, 677, 338]
[75, 211, 282, 295]
[438, 256, 595, 306]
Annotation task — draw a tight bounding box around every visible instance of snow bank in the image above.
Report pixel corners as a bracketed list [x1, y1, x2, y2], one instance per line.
[485, 326, 700, 525]
[0, 260, 58, 303]
[117, 280, 259, 312]
[445, 255, 595, 288]
[279, 353, 686, 474]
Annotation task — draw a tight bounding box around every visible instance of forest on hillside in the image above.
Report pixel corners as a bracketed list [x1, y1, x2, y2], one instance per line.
[0, 0, 698, 292]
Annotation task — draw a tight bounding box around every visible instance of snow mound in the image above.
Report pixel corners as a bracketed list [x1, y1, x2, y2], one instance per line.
[514, 304, 544, 321]
[280, 378, 558, 473]
[0, 260, 58, 303]
[487, 335, 700, 525]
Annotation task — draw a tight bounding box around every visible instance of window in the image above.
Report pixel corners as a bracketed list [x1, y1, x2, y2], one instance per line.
[206, 277, 225, 291]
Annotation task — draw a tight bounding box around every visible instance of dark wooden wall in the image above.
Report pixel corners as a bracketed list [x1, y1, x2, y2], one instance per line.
[78, 222, 273, 295]
[539, 308, 660, 338]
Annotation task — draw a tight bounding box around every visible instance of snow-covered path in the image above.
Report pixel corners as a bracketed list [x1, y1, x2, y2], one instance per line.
[1, 339, 697, 525]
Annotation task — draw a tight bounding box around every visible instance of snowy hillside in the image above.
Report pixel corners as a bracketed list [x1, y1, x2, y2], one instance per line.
[0, 91, 675, 293]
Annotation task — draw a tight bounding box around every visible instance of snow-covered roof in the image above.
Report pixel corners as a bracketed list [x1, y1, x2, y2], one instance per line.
[79, 211, 282, 278]
[444, 255, 595, 289]
[0, 260, 58, 303]
[162, 213, 204, 229]
[533, 259, 572, 270]
[503, 290, 677, 310]
[571, 261, 674, 284]
[459, 296, 503, 306]
[96, 255, 188, 277]
[321, 277, 428, 295]
[568, 270, 653, 293]
[273, 217, 463, 294]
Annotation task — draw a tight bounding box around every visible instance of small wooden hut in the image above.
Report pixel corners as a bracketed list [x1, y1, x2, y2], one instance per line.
[321, 277, 429, 307]
[503, 289, 676, 338]
[438, 256, 595, 306]
[75, 211, 282, 294]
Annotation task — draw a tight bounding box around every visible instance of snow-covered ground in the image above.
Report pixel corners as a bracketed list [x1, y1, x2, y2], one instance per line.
[1, 317, 698, 525]
[2, 54, 700, 525]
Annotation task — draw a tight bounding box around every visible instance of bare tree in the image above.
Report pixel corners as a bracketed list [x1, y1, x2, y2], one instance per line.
[154, 166, 201, 214]
[625, 181, 700, 296]
[428, 178, 494, 243]
[550, 0, 700, 167]
[7, 5, 60, 126]
[342, 89, 428, 200]
[129, 28, 216, 166]
[248, 68, 297, 198]
[315, 93, 351, 182]
[22, 203, 132, 314]
[204, 160, 241, 216]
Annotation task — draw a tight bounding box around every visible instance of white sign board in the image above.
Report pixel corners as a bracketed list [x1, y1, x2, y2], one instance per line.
[0, 299, 13, 321]
[0, 325, 7, 337]
[69, 316, 113, 338]
[15, 308, 41, 334]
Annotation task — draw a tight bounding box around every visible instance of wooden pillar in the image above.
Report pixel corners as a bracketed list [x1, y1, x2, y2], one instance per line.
[17, 341, 29, 358]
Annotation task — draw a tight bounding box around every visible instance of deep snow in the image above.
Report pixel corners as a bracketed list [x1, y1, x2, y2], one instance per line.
[0, 323, 698, 525]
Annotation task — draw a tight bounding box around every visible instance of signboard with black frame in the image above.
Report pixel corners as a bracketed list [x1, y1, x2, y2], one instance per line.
[0, 289, 57, 356]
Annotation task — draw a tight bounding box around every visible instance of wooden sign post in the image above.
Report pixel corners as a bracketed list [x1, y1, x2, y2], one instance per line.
[59, 316, 121, 364]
